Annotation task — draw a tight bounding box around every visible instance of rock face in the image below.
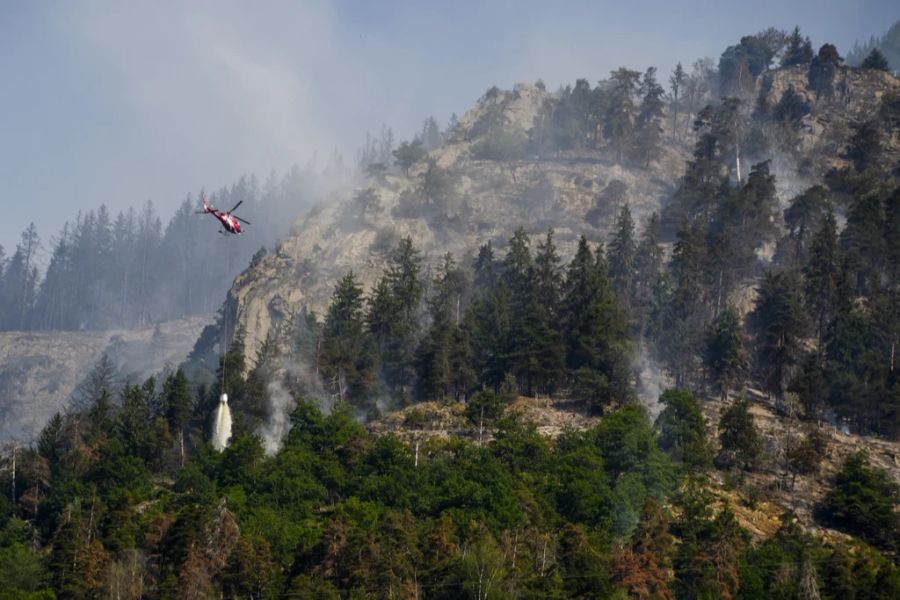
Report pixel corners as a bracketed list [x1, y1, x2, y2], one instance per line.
[0, 315, 211, 443]
[229, 83, 689, 364]
[228, 70, 900, 366]
[759, 64, 900, 175]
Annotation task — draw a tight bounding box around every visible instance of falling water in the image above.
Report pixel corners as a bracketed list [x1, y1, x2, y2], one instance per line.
[212, 393, 232, 451]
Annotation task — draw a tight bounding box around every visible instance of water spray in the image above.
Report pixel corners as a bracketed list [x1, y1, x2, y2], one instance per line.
[212, 308, 233, 451]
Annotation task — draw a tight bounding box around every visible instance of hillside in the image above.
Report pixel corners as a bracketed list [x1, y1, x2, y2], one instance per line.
[228, 67, 900, 367]
[0, 315, 210, 443]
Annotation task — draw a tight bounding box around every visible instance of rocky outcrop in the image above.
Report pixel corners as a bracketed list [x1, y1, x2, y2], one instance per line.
[0, 315, 211, 443]
[229, 84, 688, 364]
[228, 70, 900, 366]
[758, 64, 900, 175]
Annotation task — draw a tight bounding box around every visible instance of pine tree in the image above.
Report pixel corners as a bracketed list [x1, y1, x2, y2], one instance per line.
[841, 192, 886, 294]
[563, 237, 631, 408]
[751, 270, 807, 400]
[632, 67, 666, 166]
[804, 212, 841, 350]
[717, 398, 762, 470]
[659, 222, 708, 387]
[634, 213, 663, 334]
[469, 280, 511, 389]
[322, 272, 377, 409]
[783, 185, 832, 265]
[781, 26, 814, 67]
[656, 389, 711, 468]
[392, 139, 426, 176]
[609, 204, 637, 316]
[604, 68, 641, 164]
[860, 47, 890, 71]
[416, 254, 468, 401]
[809, 44, 842, 100]
[669, 62, 686, 142]
[473, 241, 498, 296]
[704, 306, 748, 400]
[377, 237, 424, 399]
[163, 368, 193, 465]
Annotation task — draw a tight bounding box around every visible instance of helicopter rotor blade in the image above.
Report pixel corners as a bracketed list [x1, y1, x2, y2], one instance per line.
[228, 200, 243, 213]
[234, 216, 251, 225]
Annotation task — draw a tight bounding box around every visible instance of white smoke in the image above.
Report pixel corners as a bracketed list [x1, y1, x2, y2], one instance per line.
[259, 378, 294, 455]
[635, 345, 669, 420]
[257, 355, 330, 455]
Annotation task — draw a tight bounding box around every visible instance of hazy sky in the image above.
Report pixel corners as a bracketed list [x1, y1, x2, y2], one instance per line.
[1, 0, 896, 255]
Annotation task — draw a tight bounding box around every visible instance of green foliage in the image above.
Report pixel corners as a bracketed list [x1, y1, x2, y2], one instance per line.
[781, 26, 814, 67]
[809, 43, 842, 99]
[656, 389, 712, 468]
[392, 138, 426, 175]
[817, 452, 900, 553]
[750, 270, 807, 400]
[320, 271, 378, 411]
[717, 398, 762, 470]
[860, 47, 890, 71]
[704, 306, 748, 400]
[464, 390, 507, 426]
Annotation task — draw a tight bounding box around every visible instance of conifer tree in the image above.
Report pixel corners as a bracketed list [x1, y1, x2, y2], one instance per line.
[656, 389, 711, 468]
[163, 368, 193, 465]
[717, 398, 762, 470]
[632, 67, 666, 166]
[669, 62, 686, 142]
[604, 68, 641, 164]
[634, 213, 664, 333]
[804, 212, 841, 350]
[369, 237, 424, 399]
[783, 185, 832, 265]
[781, 26, 814, 67]
[322, 272, 377, 408]
[841, 192, 886, 294]
[609, 204, 637, 316]
[704, 306, 748, 400]
[564, 237, 631, 408]
[751, 270, 807, 400]
[860, 47, 889, 71]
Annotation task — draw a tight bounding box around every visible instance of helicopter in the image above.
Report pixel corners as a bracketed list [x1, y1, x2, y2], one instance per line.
[197, 191, 251, 235]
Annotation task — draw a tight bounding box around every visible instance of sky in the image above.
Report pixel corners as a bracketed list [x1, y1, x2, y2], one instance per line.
[1, 0, 897, 255]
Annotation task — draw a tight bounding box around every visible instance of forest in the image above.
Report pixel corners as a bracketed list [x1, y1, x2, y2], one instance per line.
[0, 163, 349, 331]
[0, 23, 899, 600]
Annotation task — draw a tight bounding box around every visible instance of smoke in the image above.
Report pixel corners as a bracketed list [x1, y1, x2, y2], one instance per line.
[256, 355, 330, 455]
[635, 345, 669, 420]
[259, 378, 294, 455]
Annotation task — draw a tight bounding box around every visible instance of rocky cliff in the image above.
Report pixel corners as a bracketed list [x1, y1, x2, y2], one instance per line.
[228, 68, 900, 367]
[229, 83, 689, 364]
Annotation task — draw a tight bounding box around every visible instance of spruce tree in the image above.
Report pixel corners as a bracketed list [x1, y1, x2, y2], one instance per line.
[751, 270, 807, 401]
[704, 306, 748, 400]
[841, 192, 886, 294]
[322, 272, 377, 409]
[780, 26, 814, 67]
[563, 237, 631, 408]
[634, 213, 664, 334]
[608, 204, 637, 316]
[783, 185, 832, 265]
[669, 62, 686, 141]
[632, 67, 666, 166]
[604, 68, 641, 164]
[717, 397, 762, 470]
[860, 47, 890, 71]
[804, 212, 841, 350]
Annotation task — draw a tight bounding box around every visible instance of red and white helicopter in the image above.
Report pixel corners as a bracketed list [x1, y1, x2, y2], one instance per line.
[198, 191, 250, 235]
